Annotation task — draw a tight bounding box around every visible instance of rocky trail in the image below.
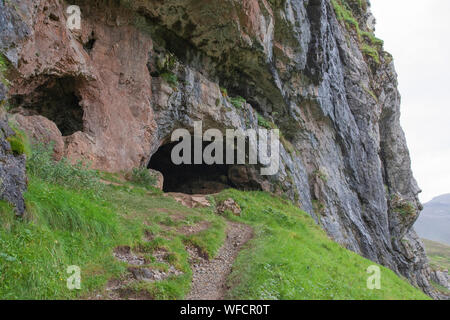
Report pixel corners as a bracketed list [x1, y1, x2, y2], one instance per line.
[167, 193, 254, 300]
[96, 192, 253, 300]
[186, 221, 253, 300]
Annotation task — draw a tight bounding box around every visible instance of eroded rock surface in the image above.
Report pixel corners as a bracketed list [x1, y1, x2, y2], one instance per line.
[431, 270, 449, 291]
[1, 0, 441, 297]
[0, 1, 28, 215]
[216, 198, 242, 216]
[0, 115, 27, 215]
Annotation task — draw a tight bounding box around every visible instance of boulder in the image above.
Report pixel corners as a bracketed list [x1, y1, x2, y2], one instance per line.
[216, 198, 241, 216]
[12, 113, 65, 160]
[148, 169, 164, 190]
[431, 270, 449, 290]
[0, 117, 27, 215]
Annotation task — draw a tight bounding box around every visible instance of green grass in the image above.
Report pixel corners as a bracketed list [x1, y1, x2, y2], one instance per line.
[160, 72, 178, 88]
[0, 139, 431, 300]
[361, 31, 384, 48]
[257, 113, 275, 130]
[0, 178, 430, 299]
[331, 0, 360, 34]
[27, 143, 105, 197]
[0, 142, 227, 299]
[392, 201, 416, 216]
[229, 96, 246, 109]
[6, 124, 31, 157]
[361, 44, 380, 64]
[126, 167, 157, 189]
[0, 53, 9, 87]
[331, 0, 383, 65]
[0, 178, 227, 299]
[216, 189, 430, 300]
[0, 179, 123, 299]
[220, 87, 228, 97]
[422, 239, 450, 271]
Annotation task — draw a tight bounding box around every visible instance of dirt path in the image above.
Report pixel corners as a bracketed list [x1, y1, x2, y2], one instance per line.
[186, 221, 253, 300]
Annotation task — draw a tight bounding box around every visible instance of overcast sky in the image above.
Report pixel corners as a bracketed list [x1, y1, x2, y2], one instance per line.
[369, 0, 450, 203]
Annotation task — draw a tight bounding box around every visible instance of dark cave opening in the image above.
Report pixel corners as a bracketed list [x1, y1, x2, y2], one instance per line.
[83, 32, 96, 54]
[148, 136, 268, 194]
[10, 77, 84, 136]
[148, 139, 232, 194]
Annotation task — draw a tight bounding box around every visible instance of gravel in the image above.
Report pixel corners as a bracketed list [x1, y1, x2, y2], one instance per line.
[186, 221, 253, 300]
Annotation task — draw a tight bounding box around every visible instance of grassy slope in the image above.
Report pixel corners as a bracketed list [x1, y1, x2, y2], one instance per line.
[422, 239, 450, 271]
[217, 190, 429, 300]
[0, 142, 429, 299]
[0, 177, 226, 299]
[422, 239, 450, 295]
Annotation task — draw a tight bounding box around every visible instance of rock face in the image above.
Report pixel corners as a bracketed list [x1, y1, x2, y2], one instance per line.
[0, 113, 27, 215]
[431, 270, 449, 290]
[0, 0, 441, 297]
[216, 198, 242, 216]
[12, 114, 65, 160]
[0, 1, 28, 215]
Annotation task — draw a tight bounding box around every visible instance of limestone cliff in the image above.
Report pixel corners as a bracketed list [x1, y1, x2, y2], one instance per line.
[0, 0, 441, 297]
[0, 2, 27, 216]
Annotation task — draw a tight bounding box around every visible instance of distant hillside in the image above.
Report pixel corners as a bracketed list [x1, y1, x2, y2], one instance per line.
[415, 194, 450, 245]
[422, 239, 450, 271]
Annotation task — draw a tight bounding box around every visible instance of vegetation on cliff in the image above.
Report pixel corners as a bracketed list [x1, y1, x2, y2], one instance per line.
[0, 0, 435, 300]
[0, 54, 9, 87]
[331, 0, 384, 64]
[219, 190, 428, 300]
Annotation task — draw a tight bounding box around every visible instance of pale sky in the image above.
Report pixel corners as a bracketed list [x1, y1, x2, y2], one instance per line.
[370, 0, 450, 203]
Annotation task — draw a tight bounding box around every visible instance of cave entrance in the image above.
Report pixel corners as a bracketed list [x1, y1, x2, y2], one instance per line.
[148, 139, 232, 194]
[10, 76, 84, 136]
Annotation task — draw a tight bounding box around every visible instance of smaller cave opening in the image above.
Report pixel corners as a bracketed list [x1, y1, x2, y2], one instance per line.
[148, 139, 232, 194]
[10, 76, 84, 136]
[83, 32, 96, 53]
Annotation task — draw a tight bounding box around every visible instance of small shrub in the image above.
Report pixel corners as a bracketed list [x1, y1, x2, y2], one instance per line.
[127, 167, 156, 189]
[257, 113, 275, 129]
[157, 52, 177, 73]
[220, 87, 228, 97]
[6, 126, 31, 157]
[361, 44, 380, 64]
[314, 169, 328, 183]
[7, 137, 25, 156]
[393, 202, 416, 216]
[361, 31, 384, 49]
[229, 96, 246, 109]
[280, 134, 296, 156]
[331, 0, 360, 34]
[331, 0, 383, 66]
[160, 72, 178, 87]
[0, 53, 9, 86]
[27, 143, 104, 197]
